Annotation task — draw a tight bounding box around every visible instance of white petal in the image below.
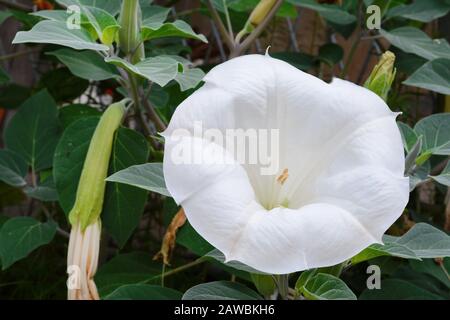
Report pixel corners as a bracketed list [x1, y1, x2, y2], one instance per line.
[162, 54, 409, 274]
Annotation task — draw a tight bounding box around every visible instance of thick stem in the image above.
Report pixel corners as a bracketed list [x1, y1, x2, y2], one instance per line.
[206, 0, 235, 51]
[229, 0, 283, 58]
[274, 274, 289, 300]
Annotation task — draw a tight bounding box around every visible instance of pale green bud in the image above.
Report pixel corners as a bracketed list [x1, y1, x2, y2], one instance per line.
[68, 100, 127, 230]
[364, 51, 397, 101]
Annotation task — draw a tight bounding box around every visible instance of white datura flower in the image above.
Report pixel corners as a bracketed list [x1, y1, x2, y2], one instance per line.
[162, 54, 409, 274]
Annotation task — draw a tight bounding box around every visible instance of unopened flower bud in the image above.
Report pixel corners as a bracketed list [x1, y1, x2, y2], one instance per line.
[364, 51, 397, 101]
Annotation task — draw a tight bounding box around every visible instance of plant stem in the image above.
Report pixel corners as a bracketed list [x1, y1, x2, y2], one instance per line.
[274, 274, 289, 300]
[206, 0, 235, 51]
[147, 259, 206, 285]
[222, 0, 234, 37]
[229, 0, 283, 58]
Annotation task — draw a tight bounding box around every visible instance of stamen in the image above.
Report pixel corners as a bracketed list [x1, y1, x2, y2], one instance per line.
[277, 168, 289, 185]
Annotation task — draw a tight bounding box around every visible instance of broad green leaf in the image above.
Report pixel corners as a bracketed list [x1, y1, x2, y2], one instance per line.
[430, 161, 450, 187]
[182, 281, 262, 300]
[360, 278, 444, 300]
[96, 252, 164, 297]
[0, 66, 10, 84]
[0, 150, 27, 187]
[287, 0, 356, 25]
[105, 284, 182, 300]
[352, 223, 450, 264]
[0, 217, 56, 269]
[295, 269, 318, 292]
[318, 43, 344, 66]
[141, 5, 171, 25]
[4, 90, 61, 172]
[24, 178, 59, 202]
[48, 48, 119, 81]
[59, 104, 101, 128]
[57, 0, 122, 16]
[106, 56, 182, 87]
[398, 121, 418, 153]
[53, 117, 99, 213]
[33, 8, 119, 44]
[31, 10, 71, 22]
[387, 0, 450, 23]
[102, 128, 149, 247]
[414, 113, 450, 155]
[175, 68, 205, 91]
[271, 52, 314, 71]
[37, 68, 89, 103]
[205, 249, 267, 275]
[299, 273, 356, 300]
[162, 55, 205, 91]
[106, 163, 170, 197]
[0, 84, 32, 109]
[12, 20, 109, 51]
[403, 58, 450, 95]
[78, 4, 120, 45]
[409, 259, 450, 289]
[141, 20, 207, 43]
[380, 27, 450, 61]
[409, 160, 430, 191]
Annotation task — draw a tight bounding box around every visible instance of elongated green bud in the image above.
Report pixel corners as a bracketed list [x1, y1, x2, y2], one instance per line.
[364, 51, 396, 101]
[249, 0, 277, 26]
[118, 0, 144, 62]
[68, 100, 127, 230]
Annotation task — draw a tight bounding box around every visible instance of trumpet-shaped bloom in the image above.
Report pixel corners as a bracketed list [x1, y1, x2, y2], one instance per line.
[162, 54, 409, 274]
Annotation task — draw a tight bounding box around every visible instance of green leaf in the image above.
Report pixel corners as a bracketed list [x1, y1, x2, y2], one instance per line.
[0, 217, 56, 270]
[380, 27, 450, 61]
[24, 178, 59, 202]
[141, 5, 171, 26]
[287, 0, 356, 25]
[96, 252, 163, 297]
[271, 52, 315, 71]
[205, 249, 267, 274]
[182, 281, 262, 300]
[387, 0, 450, 23]
[175, 68, 205, 91]
[295, 269, 318, 292]
[177, 222, 214, 256]
[0, 84, 32, 110]
[414, 113, 450, 155]
[53, 117, 99, 213]
[78, 4, 120, 45]
[398, 121, 418, 153]
[37, 68, 89, 102]
[0, 150, 28, 187]
[31, 10, 71, 22]
[352, 223, 450, 264]
[299, 273, 356, 300]
[48, 48, 119, 81]
[318, 43, 344, 66]
[106, 163, 170, 197]
[105, 56, 182, 87]
[403, 58, 450, 95]
[360, 278, 444, 300]
[409, 259, 450, 289]
[59, 104, 101, 128]
[102, 128, 149, 247]
[142, 20, 207, 43]
[56, 0, 122, 16]
[0, 66, 10, 84]
[4, 90, 61, 172]
[105, 284, 182, 300]
[430, 161, 450, 186]
[12, 20, 109, 51]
